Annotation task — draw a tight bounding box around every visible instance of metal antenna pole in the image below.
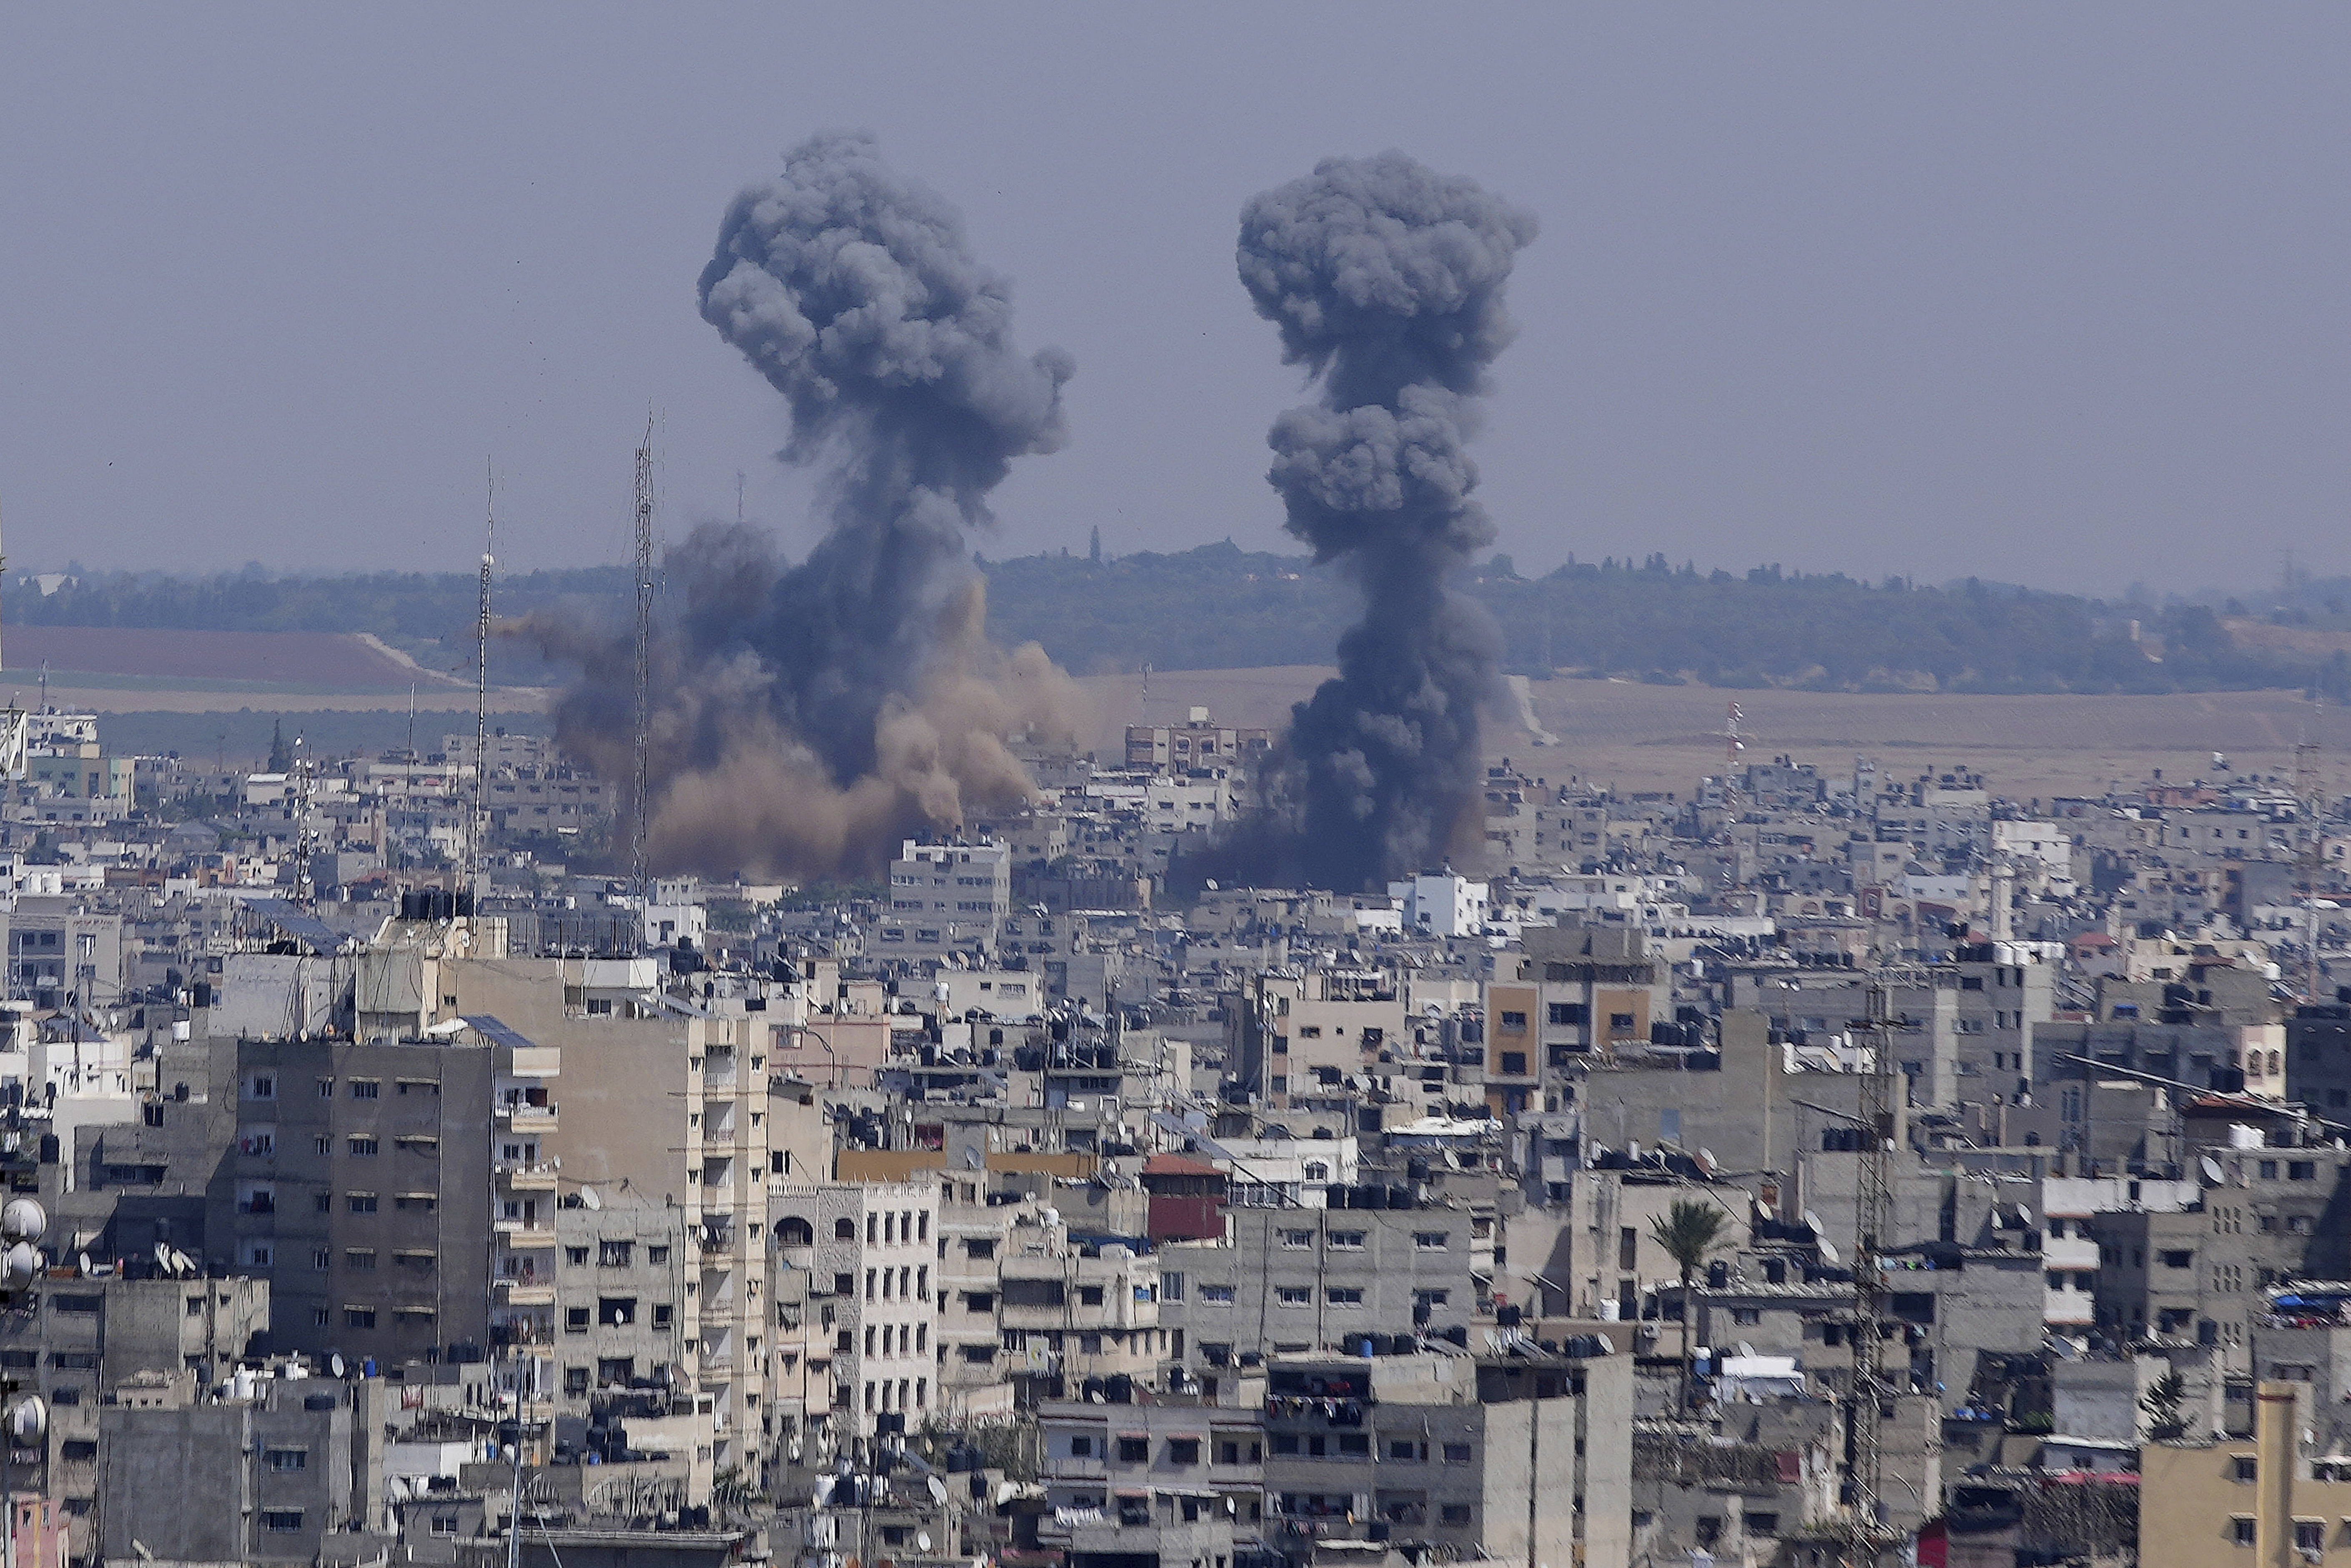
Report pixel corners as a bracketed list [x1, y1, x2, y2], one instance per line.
[1845, 983, 1897, 1564]
[474, 465, 496, 909]
[2296, 725, 2326, 1001]
[0, 507, 25, 786]
[632, 419, 656, 905]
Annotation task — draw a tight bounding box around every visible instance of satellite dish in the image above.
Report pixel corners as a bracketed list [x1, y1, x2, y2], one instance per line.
[2014, 1204, 2034, 1226]
[3, 1243, 39, 1287]
[1817, 1238, 1841, 1266]
[928, 1475, 948, 1505]
[580, 1187, 602, 1212]
[76, 1252, 90, 1277]
[917, 1533, 933, 1553]
[1802, 1209, 1825, 1236]
[153, 1242, 172, 1275]
[962, 1149, 982, 1170]
[2201, 1155, 2226, 1185]
[330, 1353, 346, 1380]
[7, 1397, 44, 1444]
[175, 1249, 198, 1277]
[1, 1198, 45, 1245]
[1696, 1149, 1718, 1177]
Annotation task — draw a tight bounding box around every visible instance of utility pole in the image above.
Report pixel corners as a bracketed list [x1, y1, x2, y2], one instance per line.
[632, 419, 656, 906]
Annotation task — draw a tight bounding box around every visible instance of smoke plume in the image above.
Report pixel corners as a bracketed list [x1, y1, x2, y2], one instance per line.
[1232, 151, 1537, 891]
[537, 132, 1082, 881]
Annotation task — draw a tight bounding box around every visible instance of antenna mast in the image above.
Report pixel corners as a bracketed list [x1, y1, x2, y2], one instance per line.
[0, 507, 25, 784]
[472, 467, 495, 907]
[632, 420, 655, 905]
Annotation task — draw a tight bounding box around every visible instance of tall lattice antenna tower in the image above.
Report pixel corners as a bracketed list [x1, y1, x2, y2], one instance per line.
[472, 467, 496, 906]
[2296, 711, 2326, 1000]
[631, 419, 656, 904]
[0, 505, 25, 783]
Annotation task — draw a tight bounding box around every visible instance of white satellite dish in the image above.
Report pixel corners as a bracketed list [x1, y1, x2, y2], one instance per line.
[917, 1533, 933, 1552]
[0, 1199, 45, 1245]
[2201, 1155, 2226, 1185]
[3, 1243, 39, 1286]
[175, 1248, 198, 1277]
[1817, 1238, 1841, 1266]
[7, 1397, 44, 1444]
[580, 1187, 602, 1212]
[1802, 1209, 1825, 1236]
[1696, 1149, 1718, 1177]
[330, 1353, 345, 1379]
[2014, 1204, 2034, 1226]
[76, 1252, 90, 1277]
[962, 1148, 982, 1170]
[928, 1475, 948, 1505]
[153, 1243, 172, 1274]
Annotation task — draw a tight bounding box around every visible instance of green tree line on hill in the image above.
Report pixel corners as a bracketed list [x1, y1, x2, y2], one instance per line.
[12, 545, 2348, 697]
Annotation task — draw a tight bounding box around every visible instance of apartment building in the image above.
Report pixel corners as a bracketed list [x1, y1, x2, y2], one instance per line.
[771, 1181, 940, 1445]
[218, 1021, 527, 1370]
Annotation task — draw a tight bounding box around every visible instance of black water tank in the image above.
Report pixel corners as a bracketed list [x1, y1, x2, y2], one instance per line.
[1443, 1324, 1469, 1347]
[1387, 1184, 1410, 1209]
[304, 1393, 338, 1411]
[1706, 1260, 1729, 1289]
[1406, 1157, 1431, 1182]
[1106, 1373, 1134, 1403]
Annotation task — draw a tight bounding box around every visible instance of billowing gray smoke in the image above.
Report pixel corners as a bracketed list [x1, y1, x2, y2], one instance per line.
[536, 132, 1082, 881]
[698, 129, 1075, 782]
[1234, 151, 1537, 891]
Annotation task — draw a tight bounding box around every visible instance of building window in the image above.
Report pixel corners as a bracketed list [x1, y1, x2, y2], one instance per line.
[1118, 1437, 1149, 1463]
[1415, 1232, 1449, 1250]
[349, 1080, 379, 1100]
[566, 1308, 590, 1333]
[264, 1448, 307, 1472]
[565, 1247, 589, 1266]
[600, 1241, 633, 1267]
[344, 1309, 376, 1328]
[1441, 1504, 1472, 1524]
[1326, 1288, 1364, 1307]
[348, 1194, 378, 1214]
[599, 1298, 637, 1326]
[261, 1510, 305, 1531]
[1280, 1230, 1314, 1249]
[2232, 1518, 2256, 1544]
[347, 1136, 379, 1157]
[1275, 1287, 1311, 1307]
[1444, 1443, 1473, 1463]
[647, 1245, 669, 1264]
[1201, 1285, 1235, 1304]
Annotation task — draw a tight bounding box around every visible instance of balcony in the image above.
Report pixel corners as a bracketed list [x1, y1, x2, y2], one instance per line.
[497, 1100, 558, 1129]
[496, 1279, 557, 1307]
[495, 1222, 559, 1248]
[496, 1160, 560, 1191]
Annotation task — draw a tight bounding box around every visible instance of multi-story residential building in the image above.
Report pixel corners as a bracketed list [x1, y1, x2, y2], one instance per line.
[1031, 1392, 1258, 1568]
[98, 1374, 391, 1566]
[770, 1181, 940, 1446]
[218, 1019, 531, 1372]
[881, 839, 1011, 958]
[1157, 1204, 1493, 1389]
[1259, 1349, 1633, 1568]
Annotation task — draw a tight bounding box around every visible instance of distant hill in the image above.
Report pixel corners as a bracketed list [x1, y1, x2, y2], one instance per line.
[12, 547, 2346, 697]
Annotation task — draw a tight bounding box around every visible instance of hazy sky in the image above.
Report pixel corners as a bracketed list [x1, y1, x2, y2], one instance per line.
[4, 5, 2348, 596]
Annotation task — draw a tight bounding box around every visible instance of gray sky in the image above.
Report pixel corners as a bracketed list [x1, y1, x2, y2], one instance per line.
[4, 4, 2348, 596]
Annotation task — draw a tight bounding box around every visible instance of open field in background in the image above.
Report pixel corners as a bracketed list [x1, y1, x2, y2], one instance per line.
[1078, 668, 2347, 805]
[2, 625, 473, 692]
[19, 635, 2339, 799]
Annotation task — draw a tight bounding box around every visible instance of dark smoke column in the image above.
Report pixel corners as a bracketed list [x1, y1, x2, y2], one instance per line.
[698, 130, 1074, 782]
[1238, 152, 1538, 890]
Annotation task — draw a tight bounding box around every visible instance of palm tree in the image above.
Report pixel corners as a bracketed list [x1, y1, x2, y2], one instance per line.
[1649, 1198, 1731, 1408]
